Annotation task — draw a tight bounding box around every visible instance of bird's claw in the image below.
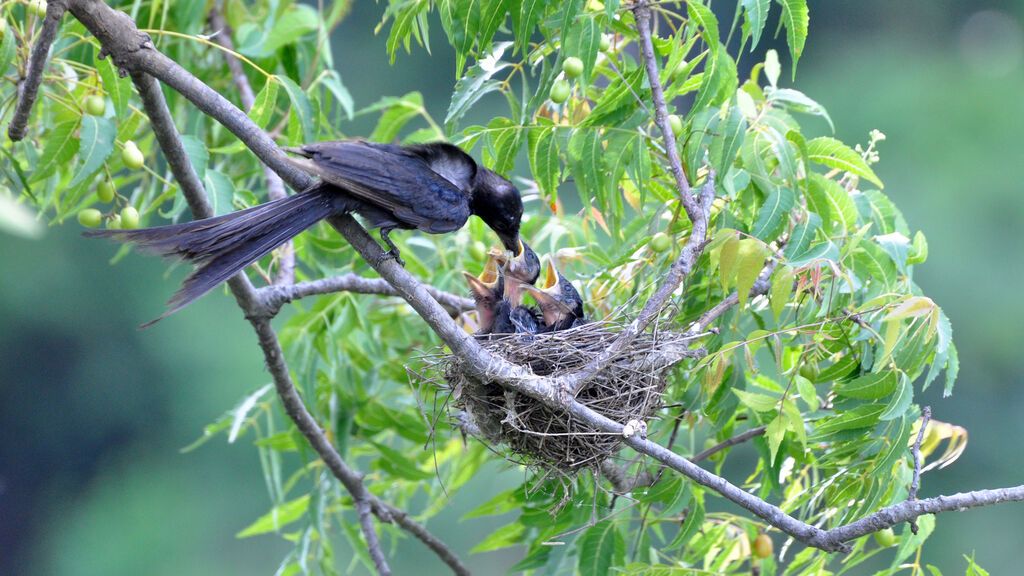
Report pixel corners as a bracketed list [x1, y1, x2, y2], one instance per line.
[378, 229, 406, 267]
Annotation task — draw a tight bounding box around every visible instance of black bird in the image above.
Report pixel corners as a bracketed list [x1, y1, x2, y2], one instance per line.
[86, 140, 525, 321]
[523, 257, 587, 332]
[463, 253, 539, 336]
[490, 239, 541, 308]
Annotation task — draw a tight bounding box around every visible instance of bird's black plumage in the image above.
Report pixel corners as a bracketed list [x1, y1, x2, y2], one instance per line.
[86, 140, 525, 323]
[464, 253, 540, 338]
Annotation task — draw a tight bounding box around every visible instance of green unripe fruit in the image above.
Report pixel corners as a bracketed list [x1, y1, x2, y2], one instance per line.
[549, 79, 571, 104]
[667, 114, 683, 137]
[85, 95, 105, 116]
[650, 232, 671, 253]
[97, 180, 115, 203]
[77, 208, 102, 228]
[106, 214, 121, 229]
[29, 0, 47, 17]
[599, 35, 610, 52]
[122, 141, 144, 170]
[752, 534, 774, 558]
[873, 528, 897, 547]
[562, 56, 584, 79]
[120, 206, 139, 229]
[469, 240, 487, 261]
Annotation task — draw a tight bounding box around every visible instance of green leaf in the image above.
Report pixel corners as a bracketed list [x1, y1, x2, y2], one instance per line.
[811, 404, 884, 437]
[370, 92, 423, 143]
[567, 128, 604, 207]
[247, 5, 320, 57]
[437, 0, 478, 77]
[203, 170, 237, 216]
[528, 124, 560, 199]
[752, 186, 794, 241]
[446, 42, 512, 132]
[770, 265, 794, 320]
[249, 78, 280, 127]
[31, 121, 80, 183]
[710, 104, 747, 175]
[767, 88, 834, 131]
[806, 136, 883, 188]
[719, 233, 741, 291]
[778, 0, 809, 76]
[471, 522, 525, 553]
[765, 414, 786, 463]
[944, 342, 959, 397]
[276, 75, 315, 143]
[236, 494, 310, 538]
[742, 0, 771, 49]
[735, 239, 767, 308]
[0, 22, 15, 79]
[795, 374, 819, 411]
[563, 12, 600, 84]
[180, 135, 209, 181]
[784, 213, 821, 260]
[835, 371, 897, 400]
[688, 1, 720, 50]
[578, 521, 625, 576]
[69, 117, 115, 188]
[512, 0, 542, 54]
[478, 0, 509, 50]
[807, 173, 858, 232]
[879, 373, 912, 420]
[733, 388, 777, 412]
[97, 57, 131, 119]
[318, 70, 355, 120]
[483, 118, 521, 174]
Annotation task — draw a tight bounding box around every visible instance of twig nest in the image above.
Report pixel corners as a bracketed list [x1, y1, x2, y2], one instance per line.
[429, 321, 702, 473]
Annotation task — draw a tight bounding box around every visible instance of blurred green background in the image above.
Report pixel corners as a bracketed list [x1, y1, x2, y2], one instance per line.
[3, 1, 1023, 573]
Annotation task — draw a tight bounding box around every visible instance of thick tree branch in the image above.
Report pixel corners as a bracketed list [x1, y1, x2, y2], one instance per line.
[258, 274, 474, 317]
[208, 5, 293, 284]
[8, 0, 67, 141]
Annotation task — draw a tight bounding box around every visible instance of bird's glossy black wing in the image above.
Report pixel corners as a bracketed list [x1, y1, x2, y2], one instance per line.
[284, 141, 471, 233]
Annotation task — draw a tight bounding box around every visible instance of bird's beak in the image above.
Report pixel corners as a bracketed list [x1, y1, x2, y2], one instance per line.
[500, 233, 521, 255]
[523, 259, 569, 326]
[463, 255, 500, 300]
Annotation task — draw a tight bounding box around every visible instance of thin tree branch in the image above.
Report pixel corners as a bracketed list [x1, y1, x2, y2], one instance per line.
[692, 426, 767, 463]
[208, 5, 293, 284]
[8, 0, 68, 141]
[258, 274, 474, 317]
[631, 0, 697, 219]
[380, 503, 472, 576]
[908, 405, 932, 535]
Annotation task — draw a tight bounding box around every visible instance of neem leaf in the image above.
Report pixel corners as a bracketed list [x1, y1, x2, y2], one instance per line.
[807, 136, 883, 188]
[69, 116, 115, 188]
[31, 121, 80, 183]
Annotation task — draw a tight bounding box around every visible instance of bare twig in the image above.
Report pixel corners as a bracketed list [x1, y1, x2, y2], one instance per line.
[258, 273, 474, 317]
[381, 503, 472, 576]
[8, 0, 68, 141]
[909, 405, 932, 534]
[208, 5, 293, 284]
[692, 426, 767, 463]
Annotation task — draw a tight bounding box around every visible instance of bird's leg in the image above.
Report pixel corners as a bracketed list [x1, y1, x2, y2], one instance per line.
[377, 228, 406, 267]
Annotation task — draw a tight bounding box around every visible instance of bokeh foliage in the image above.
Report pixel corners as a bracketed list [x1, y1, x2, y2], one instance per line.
[0, 0, 976, 573]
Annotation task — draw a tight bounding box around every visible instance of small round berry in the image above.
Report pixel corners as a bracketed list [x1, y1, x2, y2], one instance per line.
[84, 95, 106, 116]
[120, 206, 139, 229]
[77, 208, 102, 228]
[752, 534, 774, 558]
[549, 79, 571, 104]
[562, 56, 584, 79]
[96, 181, 115, 203]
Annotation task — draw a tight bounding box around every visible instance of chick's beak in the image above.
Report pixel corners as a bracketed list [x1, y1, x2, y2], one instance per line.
[463, 255, 501, 300]
[523, 259, 569, 326]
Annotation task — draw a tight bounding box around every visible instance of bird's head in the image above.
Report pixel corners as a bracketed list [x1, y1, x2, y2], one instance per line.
[490, 240, 540, 307]
[462, 253, 504, 332]
[524, 257, 585, 328]
[470, 168, 523, 253]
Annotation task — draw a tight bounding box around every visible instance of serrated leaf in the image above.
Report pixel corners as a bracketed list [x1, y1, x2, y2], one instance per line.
[568, 128, 604, 207]
[97, 57, 131, 118]
[446, 42, 512, 132]
[736, 239, 766, 307]
[513, 0, 542, 54]
[528, 124, 560, 198]
[228, 384, 273, 443]
[880, 373, 912, 420]
[370, 91, 423, 143]
[806, 136, 883, 188]
[69, 116, 115, 187]
[742, 0, 771, 49]
[688, 1, 719, 52]
[770, 265, 794, 320]
[484, 119, 521, 174]
[835, 371, 897, 400]
[884, 296, 936, 322]
[784, 212, 821, 260]
[767, 87, 834, 131]
[438, 0, 478, 76]
[319, 70, 354, 120]
[795, 374, 819, 411]
[710, 104, 747, 175]
[578, 521, 625, 576]
[752, 186, 794, 241]
[31, 121, 80, 183]
[778, 0, 809, 76]
[812, 404, 884, 437]
[766, 414, 786, 464]
[237, 495, 310, 538]
[944, 342, 959, 397]
[276, 75, 315, 143]
[244, 5, 319, 57]
[807, 172, 857, 232]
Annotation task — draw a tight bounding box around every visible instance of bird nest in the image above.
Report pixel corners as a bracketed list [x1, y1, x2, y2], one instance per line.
[417, 321, 700, 474]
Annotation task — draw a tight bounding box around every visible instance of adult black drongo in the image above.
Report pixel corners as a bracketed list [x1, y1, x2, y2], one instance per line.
[86, 140, 525, 321]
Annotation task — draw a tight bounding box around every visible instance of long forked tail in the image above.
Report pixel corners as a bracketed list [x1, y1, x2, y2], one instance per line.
[86, 184, 342, 324]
